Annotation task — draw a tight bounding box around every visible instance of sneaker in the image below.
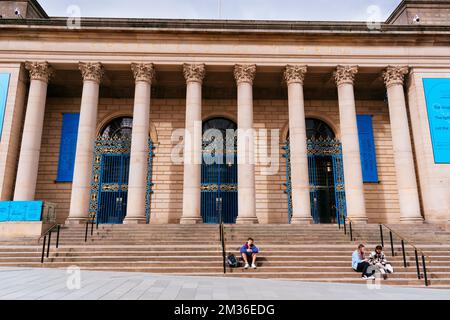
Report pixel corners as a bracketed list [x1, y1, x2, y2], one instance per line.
[244, 263, 250, 269]
[379, 268, 386, 275]
[251, 263, 257, 269]
[367, 275, 376, 280]
[362, 275, 368, 280]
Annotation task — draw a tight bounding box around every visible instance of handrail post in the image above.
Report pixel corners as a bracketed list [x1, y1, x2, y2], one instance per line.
[337, 215, 341, 230]
[56, 225, 60, 249]
[84, 221, 89, 242]
[415, 249, 421, 280]
[46, 231, 52, 258]
[349, 221, 353, 241]
[41, 235, 47, 263]
[401, 240, 407, 268]
[90, 219, 94, 236]
[389, 231, 394, 256]
[422, 255, 429, 286]
[343, 219, 347, 235]
[379, 225, 384, 248]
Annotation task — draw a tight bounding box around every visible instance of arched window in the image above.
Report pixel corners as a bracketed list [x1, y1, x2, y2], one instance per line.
[305, 118, 335, 140]
[100, 117, 133, 139]
[202, 117, 237, 150]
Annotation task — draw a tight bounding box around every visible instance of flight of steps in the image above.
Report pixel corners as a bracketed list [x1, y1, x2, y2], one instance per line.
[0, 223, 449, 288]
[0, 225, 225, 275]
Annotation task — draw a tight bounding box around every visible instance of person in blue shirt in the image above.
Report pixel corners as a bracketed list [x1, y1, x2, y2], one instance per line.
[240, 237, 259, 269]
[352, 244, 375, 280]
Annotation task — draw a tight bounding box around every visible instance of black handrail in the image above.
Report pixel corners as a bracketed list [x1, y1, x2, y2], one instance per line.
[379, 224, 430, 287]
[84, 218, 96, 242]
[40, 224, 62, 263]
[220, 221, 226, 274]
[339, 216, 354, 241]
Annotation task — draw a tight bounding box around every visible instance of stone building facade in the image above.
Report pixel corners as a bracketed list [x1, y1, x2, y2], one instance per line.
[0, 0, 449, 235]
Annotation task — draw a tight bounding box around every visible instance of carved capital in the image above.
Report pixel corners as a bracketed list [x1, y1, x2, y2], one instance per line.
[284, 65, 308, 85]
[234, 64, 256, 85]
[334, 65, 358, 86]
[183, 63, 206, 83]
[24, 61, 53, 83]
[79, 62, 104, 84]
[131, 63, 155, 83]
[382, 66, 409, 88]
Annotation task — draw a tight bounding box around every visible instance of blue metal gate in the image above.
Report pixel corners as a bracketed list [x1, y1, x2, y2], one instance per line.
[201, 153, 238, 224]
[89, 138, 154, 224]
[284, 137, 347, 224]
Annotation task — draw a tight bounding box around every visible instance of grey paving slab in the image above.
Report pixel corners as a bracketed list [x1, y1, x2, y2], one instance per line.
[0, 267, 449, 300]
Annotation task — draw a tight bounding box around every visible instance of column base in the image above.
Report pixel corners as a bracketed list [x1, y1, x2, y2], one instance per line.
[123, 217, 148, 224]
[65, 217, 89, 225]
[290, 216, 313, 224]
[179, 217, 203, 225]
[236, 217, 259, 224]
[347, 216, 369, 224]
[400, 216, 424, 224]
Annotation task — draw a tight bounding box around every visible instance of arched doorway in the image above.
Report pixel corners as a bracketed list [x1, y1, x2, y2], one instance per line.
[201, 117, 238, 224]
[89, 117, 154, 224]
[285, 118, 346, 224]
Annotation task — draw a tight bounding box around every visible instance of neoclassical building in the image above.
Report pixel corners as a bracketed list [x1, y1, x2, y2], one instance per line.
[0, 0, 449, 236]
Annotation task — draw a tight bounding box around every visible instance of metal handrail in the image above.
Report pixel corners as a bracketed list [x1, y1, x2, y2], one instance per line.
[379, 224, 429, 286]
[220, 221, 226, 274]
[40, 224, 62, 263]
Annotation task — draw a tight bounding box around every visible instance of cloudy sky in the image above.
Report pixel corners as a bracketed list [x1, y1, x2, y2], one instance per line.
[38, 0, 402, 21]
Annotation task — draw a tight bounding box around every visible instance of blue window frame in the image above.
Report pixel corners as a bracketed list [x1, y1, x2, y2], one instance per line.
[0, 73, 10, 141]
[56, 113, 80, 182]
[357, 114, 379, 183]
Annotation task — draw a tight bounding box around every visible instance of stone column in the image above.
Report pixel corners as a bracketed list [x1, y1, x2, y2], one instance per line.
[234, 64, 258, 224]
[334, 65, 367, 223]
[124, 63, 155, 224]
[13, 62, 53, 201]
[284, 65, 312, 224]
[180, 64, 205, 224]
[383, 66, 423, 223]
[66, 62, 104, 224]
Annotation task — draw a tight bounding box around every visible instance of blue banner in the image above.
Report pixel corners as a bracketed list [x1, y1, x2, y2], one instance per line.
[0, 201, 43, 222]
[423, 78, 450, 164]
[0, 74, 10, 141]
[56, 113, 80, 182]
[357, 115, 379, 183]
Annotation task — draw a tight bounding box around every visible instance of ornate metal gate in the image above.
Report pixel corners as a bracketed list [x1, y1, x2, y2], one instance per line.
[89, 138, 154, 224]
[201, 153, 238, 224]
[284, 137, 347, 224]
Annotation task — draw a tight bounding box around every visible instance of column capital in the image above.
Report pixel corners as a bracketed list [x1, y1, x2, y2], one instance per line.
[382, 65, 409, 88]
[183, 63, 206, 83]
[79, 62, 104, 84]
[234, 64, 256, 85]
[131, 63, 155, 84]
[284, 65, 308, 85]
[24, 61, 53, 83]
[334, 65, 358, 86]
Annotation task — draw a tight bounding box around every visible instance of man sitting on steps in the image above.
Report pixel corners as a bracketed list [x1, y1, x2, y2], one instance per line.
[240, 237, 259, 269]
[352, 244, 376, 280]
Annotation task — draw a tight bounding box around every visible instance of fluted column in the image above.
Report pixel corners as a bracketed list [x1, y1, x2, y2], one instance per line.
[234, 64, 258, 224]
[284, 65, 312, 224]
[180, 64, 205, 224]
[383, 66, 423, 223]
[334, 65, 367, 223]
[66, 62, 104, 224]
[13, 62, 53, 200]
[124, 63, 155, 224]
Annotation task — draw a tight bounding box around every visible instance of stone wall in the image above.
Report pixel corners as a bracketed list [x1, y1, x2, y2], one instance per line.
[34, 97, 400, 224]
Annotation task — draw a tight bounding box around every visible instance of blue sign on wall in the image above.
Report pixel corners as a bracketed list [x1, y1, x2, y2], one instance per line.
[357, 114, 379, 183]
[0, 74, 10, 141]
[56, 113, 80, 182]
[0, 201, 43, 222]
[423, 78, 450, 164]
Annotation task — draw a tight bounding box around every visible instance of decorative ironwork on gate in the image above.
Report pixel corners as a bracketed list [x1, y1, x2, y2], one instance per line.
[284, 137, 347, 224]
[88, 137, 154, 224]
[201, 151, 238, 224]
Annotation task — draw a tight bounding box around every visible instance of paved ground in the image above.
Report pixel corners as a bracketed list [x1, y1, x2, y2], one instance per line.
[0, 267, 449, 300]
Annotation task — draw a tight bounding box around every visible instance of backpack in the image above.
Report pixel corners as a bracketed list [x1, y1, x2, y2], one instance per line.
[226, 253, 239, 268]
